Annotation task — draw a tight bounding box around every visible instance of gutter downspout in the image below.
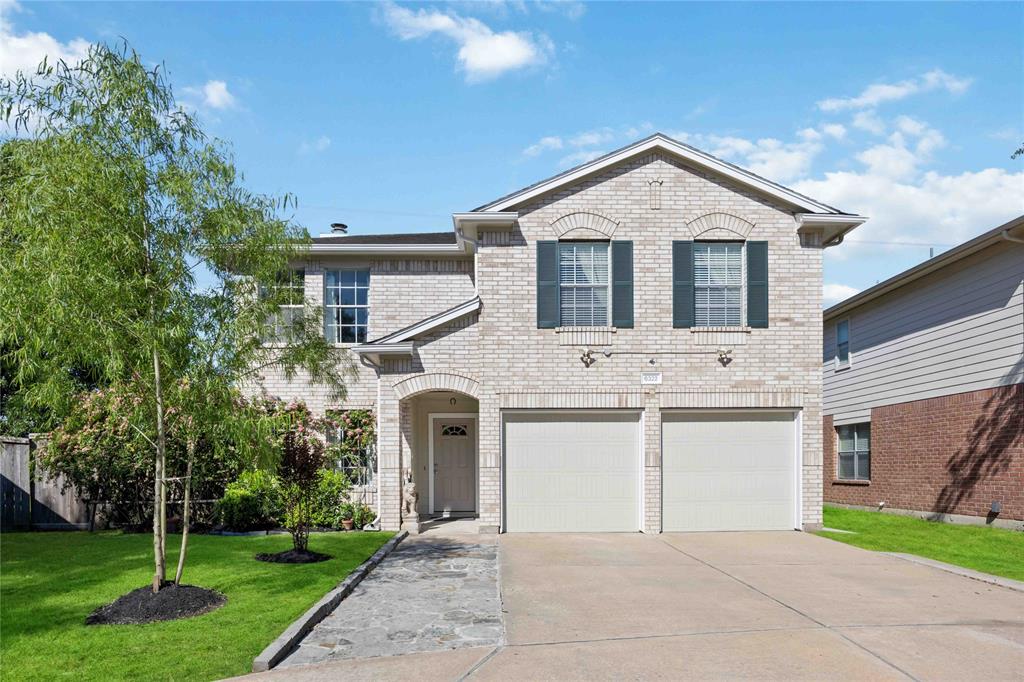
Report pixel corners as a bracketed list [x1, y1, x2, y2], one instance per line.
[1001, 229, 1024, 245]
[358, 352, 384, 532]
[458, 229, 480, 296]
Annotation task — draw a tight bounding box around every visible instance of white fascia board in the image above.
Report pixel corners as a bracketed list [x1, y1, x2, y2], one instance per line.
[479, 135, 838, 214]
[305, 243, 467, 256]
[373, 297, 481, 345]
[796, 213, 869, 247]
[351, 341, 415, 356]
[452, 212, 518, 245]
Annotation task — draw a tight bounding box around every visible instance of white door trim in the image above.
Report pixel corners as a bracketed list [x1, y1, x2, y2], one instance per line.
[428, 412, 478, 515]
[660, 408, 802, 531]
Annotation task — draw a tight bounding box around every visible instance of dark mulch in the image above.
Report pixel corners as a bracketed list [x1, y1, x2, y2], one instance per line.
[86, 582, 226, 625]
[254, 549, 332, 564]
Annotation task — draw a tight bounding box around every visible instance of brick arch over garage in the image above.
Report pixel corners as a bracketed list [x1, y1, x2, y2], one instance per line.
[688, 211, 755, 239]
[550, 210, 620, 239]
[391, 372, 481, 400]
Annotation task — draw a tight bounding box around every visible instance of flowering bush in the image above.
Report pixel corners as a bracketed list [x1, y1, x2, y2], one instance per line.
[41, 382, 247, 527]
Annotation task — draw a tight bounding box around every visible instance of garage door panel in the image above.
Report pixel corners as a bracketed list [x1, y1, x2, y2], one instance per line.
[663, 412, 795, 532]
[504, 412, 639, 532]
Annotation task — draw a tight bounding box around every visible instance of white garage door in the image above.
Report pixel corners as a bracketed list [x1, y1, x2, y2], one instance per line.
[504, 412, 640, 532]
[663, 411, 796, 532]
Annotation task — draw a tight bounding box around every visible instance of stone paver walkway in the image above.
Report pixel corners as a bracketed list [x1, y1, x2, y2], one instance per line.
[279, 533, 502, 668]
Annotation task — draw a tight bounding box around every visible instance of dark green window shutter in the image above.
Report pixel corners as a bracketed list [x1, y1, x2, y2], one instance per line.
[536, 241, 559, 328]
[611, 240, 633, 328]
[747, 241, 769, 328]
[672, 241, 694, 328]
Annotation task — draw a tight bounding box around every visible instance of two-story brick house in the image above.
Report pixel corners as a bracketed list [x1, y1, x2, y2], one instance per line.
[250, 134, 866, 534]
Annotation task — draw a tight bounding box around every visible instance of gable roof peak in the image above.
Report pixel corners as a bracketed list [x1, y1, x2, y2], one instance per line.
[474, 132, 858, 218]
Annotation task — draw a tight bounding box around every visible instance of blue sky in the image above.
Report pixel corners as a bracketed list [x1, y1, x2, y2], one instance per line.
[2, 0, 1022, 304]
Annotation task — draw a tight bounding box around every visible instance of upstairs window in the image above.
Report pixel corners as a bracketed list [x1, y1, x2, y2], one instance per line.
[325, 269, 369, 343]
[559, 242, 609, 326]
[836, 319, 850, 369]
[694, 242, 743, 327]
[837, 423, 870, 481]
[264, 269, 305, 342]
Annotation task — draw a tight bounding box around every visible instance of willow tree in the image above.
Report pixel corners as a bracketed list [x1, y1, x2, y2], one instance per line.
[0, 43, 349, 592]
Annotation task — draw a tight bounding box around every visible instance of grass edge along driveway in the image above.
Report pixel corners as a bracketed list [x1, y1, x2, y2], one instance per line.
[1, 530, 393, 681]
[820, 505, 1024, 581]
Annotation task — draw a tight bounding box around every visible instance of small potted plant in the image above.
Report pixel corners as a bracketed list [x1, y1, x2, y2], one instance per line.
[340, 503, 355, 531]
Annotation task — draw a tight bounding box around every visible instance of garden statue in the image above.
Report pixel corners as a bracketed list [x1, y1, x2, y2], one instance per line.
[401, 468, 420, 533]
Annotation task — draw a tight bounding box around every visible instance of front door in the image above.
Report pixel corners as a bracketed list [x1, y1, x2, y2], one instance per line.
[433, 417, 476, 514]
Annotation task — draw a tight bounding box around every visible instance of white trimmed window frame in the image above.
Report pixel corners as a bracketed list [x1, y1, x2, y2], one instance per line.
[835, 318, 851, 371]
[263, 268, 305, 344]
[558, 241, 611, 327]
[693, 241, 745, 328]
[324, 268, 370, 345]
[837, 422, 870, 481]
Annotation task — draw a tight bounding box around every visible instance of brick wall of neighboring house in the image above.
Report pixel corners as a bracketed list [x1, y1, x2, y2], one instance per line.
[824, 384, 1024, 521]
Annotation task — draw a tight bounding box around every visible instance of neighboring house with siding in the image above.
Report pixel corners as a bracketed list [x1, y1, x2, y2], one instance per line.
[822, 216, 1024, 528]
[249, 133, 867, 533]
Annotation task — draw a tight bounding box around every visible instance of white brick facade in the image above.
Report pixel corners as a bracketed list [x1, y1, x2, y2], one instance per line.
[248, 148, 834, 533]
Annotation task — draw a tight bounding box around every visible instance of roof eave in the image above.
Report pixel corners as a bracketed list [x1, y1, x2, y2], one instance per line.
[304, 243, 467, 256]
[796, 213, 869, 248]
[823, 214, 1024, 320]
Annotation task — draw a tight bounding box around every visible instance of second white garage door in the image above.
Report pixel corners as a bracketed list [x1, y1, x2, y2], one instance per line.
[504, 412, 640, 532]
[662, 411, 796, 532]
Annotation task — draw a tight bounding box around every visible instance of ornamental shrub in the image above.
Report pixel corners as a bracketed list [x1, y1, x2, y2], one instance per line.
[215, 470, 282, 531]
[309, 469, 351, 528]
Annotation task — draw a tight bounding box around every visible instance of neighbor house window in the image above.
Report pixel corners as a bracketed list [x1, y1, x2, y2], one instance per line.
[264, 269, 305, 342]
[836, 319, 850, 369]
[324, 269, 369, 343]
[837, 423, 870, 481]
[694, 242, 743, 327]
[559, 242, 609, 326]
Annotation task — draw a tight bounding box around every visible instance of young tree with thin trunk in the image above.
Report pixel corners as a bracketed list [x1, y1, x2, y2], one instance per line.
[1, 43, 349, 593]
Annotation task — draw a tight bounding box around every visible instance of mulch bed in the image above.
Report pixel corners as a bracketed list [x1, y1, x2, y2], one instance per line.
[254, 549, 332, 564]
[86, 583, 226, 625]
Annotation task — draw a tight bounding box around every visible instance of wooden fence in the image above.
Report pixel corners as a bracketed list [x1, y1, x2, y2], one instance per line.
[1, 435, 89, 531]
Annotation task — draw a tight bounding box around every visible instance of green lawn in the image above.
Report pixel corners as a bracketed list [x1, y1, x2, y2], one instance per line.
[0, 530, 393, 681]
[820, 506, 1024, 581]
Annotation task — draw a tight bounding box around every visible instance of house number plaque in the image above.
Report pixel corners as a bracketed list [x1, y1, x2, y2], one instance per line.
[640, 372, 663, 385]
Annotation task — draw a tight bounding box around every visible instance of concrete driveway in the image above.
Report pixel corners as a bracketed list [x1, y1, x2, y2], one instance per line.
[246, 531, 1024, 681]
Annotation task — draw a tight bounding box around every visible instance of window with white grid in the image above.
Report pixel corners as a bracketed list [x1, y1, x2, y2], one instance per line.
[558, 242, 609, 326]
[694, 242, 743, 327]
[324, 270, 369, 343]
[263, 269, 305, 342]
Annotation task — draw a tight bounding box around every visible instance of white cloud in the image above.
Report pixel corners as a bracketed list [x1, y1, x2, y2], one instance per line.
[854, 117, 946, 181]
[675, 133, 824, 183]
[823, 283, 860, 306]
[569, 127, 615, 147]
[522, 135, 563, 157]
[559, 149, 606, 166]
[0, 0, 91, 80]
[186, 79, 236, 109]
[795, 168, 1024, 260]
[534, 0, 586, 20]
[817, 69, 972, 111]
[299, 135, 332, 154]
[852, 110, 885, 135]
[989, 127, 1021, 142]
[380, 2, 552, 82]
[821, 123, 847, 140]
